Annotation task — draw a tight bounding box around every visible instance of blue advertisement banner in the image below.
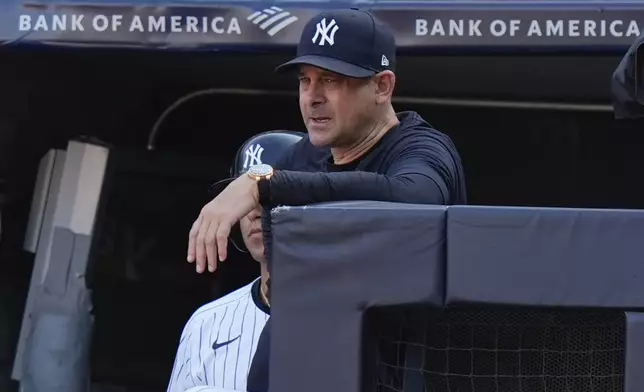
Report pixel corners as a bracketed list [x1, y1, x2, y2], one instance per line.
[1, 1, 643, 51]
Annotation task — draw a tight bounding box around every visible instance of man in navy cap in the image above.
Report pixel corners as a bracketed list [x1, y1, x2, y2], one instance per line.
[186, 8, 467, 391]
[186, 7, 466, 271]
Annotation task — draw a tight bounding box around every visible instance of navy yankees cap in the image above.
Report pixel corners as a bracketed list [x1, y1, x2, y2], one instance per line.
[611, 34, 644, 119]
[275, 8, 396, 78]
[209, 130, 305, 196]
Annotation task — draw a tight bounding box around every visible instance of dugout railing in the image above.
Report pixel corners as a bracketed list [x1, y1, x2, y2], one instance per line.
[267, 202, 644, 392]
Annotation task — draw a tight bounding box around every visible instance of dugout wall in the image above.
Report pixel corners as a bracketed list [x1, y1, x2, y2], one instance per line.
[268, 202, 644, 392]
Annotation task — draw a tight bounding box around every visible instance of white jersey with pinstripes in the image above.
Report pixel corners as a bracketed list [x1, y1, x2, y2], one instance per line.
[167, 277, 270, 392]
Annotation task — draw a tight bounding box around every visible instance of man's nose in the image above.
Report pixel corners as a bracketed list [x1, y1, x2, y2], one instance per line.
[303, 81, 326, 107]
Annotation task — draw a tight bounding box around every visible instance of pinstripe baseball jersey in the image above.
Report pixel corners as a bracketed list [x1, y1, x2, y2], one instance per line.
[167, 277, 270, 392]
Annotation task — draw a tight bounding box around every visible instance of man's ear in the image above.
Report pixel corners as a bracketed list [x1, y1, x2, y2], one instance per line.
[374, 71, 396, 104]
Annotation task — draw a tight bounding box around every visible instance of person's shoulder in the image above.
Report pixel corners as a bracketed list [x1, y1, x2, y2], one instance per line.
[184, 278, 257, 327]
[396, 111, 446, 137]
[276, 133, 329, 172]
[392, 111, 467, 204]
[391, 111, 458, 147]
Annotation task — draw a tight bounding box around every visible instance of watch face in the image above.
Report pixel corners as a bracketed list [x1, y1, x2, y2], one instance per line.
[249, 164, 273, 176]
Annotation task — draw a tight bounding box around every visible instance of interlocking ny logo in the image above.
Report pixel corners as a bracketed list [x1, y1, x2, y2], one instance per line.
[312, 18, 339, 46]
[243, 144, 264, 169]
[247, 6, 299, 37]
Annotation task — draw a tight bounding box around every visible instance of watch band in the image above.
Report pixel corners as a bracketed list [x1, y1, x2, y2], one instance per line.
[258, 177, 272, 207]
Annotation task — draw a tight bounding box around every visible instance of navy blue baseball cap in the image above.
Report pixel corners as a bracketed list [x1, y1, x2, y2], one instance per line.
[275, 8, 396, 78]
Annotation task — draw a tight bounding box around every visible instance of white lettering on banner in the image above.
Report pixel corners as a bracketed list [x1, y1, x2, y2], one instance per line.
[129, 16, 241, 34]
[19, 14, 85, 31]
[415, 19, 483, 37]
[17, 13, 242, 34]
[93, 15, 107, 31]
[414, 18, 641, 38]
[490, 19, 521, 37]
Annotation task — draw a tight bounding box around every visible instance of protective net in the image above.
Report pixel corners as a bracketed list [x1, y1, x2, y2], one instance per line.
[366, 306, 625, 392]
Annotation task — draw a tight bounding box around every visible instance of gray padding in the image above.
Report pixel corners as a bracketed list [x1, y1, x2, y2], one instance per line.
[625, 312, 644, 392]
[18, 230, 94, 392]
[447, 206, 644, 307]
[268, 201, 446, 392]
[69, 234, 92, 292]
[44, 227, 75, 296]
[21, 310, 92, 392]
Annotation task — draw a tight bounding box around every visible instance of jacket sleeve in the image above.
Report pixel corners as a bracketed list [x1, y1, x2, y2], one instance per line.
[265, 134, 451, 206]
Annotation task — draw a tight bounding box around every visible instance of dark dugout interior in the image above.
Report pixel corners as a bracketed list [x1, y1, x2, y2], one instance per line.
[0, 46, 642, 391]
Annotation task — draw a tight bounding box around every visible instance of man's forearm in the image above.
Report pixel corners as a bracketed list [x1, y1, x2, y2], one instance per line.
[261, 170, 446, 206]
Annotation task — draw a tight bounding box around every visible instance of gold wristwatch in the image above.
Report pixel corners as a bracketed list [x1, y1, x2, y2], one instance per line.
[246, 164, 274, 181]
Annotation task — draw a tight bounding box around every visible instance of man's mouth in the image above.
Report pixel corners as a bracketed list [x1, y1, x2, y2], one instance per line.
[249, 228, 262, 236]
[311, 117, 330, 124]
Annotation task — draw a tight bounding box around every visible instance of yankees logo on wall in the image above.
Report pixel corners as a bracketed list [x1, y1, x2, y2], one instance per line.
[243, 144, 264, 169]
[312, 17, 338, 46]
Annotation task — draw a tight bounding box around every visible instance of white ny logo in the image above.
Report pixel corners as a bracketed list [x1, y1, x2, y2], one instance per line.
[243, 144, 264, 169]
[312, 18, 339, 46]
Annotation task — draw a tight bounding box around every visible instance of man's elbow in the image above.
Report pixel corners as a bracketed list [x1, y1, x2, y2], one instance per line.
[392, 176, 446, 205]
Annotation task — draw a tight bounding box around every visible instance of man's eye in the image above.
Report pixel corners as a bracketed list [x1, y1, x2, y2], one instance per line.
[323, 78, 336, 84]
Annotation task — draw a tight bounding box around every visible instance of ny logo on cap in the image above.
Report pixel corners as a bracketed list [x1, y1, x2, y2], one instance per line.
[243, 144, 264, 169]
[312, 18, 339, 46]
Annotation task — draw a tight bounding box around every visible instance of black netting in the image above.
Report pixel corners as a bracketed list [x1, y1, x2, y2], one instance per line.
[366, 307, 625, 392]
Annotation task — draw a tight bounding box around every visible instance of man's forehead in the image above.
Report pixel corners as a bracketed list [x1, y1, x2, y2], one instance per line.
[298, 65, 343, 78]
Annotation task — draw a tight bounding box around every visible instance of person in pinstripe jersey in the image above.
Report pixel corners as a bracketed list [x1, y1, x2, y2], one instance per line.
[166, 131, 304, 392]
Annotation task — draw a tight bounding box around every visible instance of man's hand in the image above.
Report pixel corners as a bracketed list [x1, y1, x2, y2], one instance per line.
[187, 174, 259, 273]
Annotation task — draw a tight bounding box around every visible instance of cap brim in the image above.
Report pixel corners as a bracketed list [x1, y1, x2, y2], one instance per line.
[275, 55, 375, 78]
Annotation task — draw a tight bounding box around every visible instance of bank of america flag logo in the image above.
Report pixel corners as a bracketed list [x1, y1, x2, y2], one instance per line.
[247, 6, 298, 36]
